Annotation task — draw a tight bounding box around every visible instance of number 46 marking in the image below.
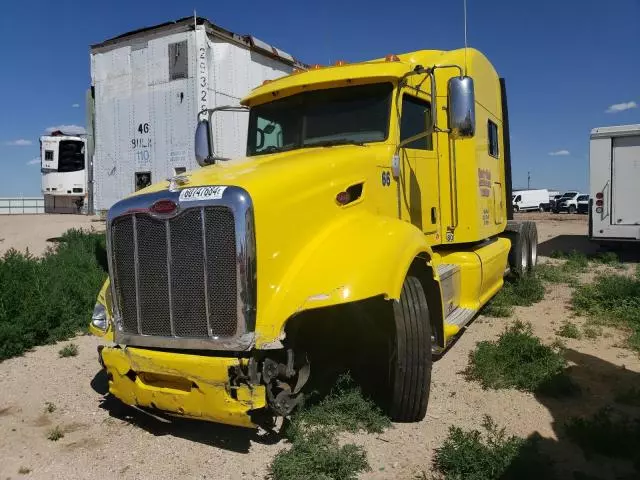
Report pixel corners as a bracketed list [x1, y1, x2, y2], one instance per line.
[137, 123, 150, 134]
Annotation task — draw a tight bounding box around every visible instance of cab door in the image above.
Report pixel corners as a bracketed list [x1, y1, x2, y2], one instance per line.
[398, 92, 440, 239]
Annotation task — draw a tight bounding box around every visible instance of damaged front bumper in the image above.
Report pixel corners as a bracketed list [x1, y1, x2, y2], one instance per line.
[100, 346, 266, 428]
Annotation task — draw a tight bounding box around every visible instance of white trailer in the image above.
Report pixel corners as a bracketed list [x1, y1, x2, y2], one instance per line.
[589, 124, 640, 244]
[40, 134, 88, 214]
[511, 189, 549, 212]
[88, 17, 303, 214]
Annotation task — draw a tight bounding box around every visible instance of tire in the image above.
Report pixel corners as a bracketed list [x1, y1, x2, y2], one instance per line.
[513, 205, 520, 213]
[389, 276, 432, 422]
[524, 222, 538, 271]
[539, 205, 545, 213]
[505, 222, 529, 276]
[552, 209, 558, 214]
[569, 205, 577, 214]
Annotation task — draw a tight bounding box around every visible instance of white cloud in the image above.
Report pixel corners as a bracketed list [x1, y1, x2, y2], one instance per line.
[548, 149, 570, 156]
[72, 103, 80, 108]
[27, 157, 40, 165]
[45, 124, 86, 135]
[4, 139, 32, 146]
[606, 101, 637, 113]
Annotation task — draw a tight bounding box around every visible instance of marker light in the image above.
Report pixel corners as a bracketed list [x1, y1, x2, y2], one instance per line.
[596, 199, 603, 207]
[385, 54, 400, 62]
[596, 192, 603, 199]
[334, 60, 347, 66]
[336, 191, 351, 205]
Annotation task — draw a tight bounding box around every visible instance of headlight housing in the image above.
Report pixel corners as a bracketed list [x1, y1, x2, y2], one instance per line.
[91, 302, 108, 331]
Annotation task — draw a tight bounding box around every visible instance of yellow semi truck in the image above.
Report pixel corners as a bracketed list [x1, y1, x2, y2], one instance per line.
[89, 48, 537, 428]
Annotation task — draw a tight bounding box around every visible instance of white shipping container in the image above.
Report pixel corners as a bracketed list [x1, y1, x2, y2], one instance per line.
[89, 17, 303, 213]
[589, 124, 640, 243]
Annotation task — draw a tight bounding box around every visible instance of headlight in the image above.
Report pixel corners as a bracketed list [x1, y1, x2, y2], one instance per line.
[91, 303, 108, 331]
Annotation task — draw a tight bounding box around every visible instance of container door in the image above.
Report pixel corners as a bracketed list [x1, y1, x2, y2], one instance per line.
[612, 135, 640, 225]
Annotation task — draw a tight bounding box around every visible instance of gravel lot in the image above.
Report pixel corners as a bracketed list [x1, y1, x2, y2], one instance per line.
[1, 212, 638, 479]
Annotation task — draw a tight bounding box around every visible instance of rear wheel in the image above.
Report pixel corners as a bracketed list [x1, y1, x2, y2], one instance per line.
[389, 276, 432, 422]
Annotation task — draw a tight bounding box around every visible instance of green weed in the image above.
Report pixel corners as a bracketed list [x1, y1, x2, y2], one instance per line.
[465, 321, 577, 396]
[582, 324, 602, 339]
[483, 274, 545, 317]
[565, 408, 640, 463]
[0, 230, 107, 361]
[268, 374, 386, 480]
[46, 426, 64, 441]
[572, 270, 640, 351]
[556, 321, 581, 339]
[294, 374, 391, 434]
[433, 415, 554, 480]
[58, 343, 78, 358]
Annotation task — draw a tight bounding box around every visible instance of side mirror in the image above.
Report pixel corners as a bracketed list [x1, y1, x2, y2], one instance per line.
[194, 119, 212, 166]
[448, 76, 476, 138]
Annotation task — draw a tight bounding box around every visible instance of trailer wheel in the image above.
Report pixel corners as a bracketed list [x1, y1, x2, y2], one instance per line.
[389, 276, 432, 422]
[505, 222, 529, 276]
[525, 222, 538, 271]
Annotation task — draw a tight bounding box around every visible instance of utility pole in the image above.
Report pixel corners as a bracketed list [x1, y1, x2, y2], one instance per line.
[527, 171, 531, 189]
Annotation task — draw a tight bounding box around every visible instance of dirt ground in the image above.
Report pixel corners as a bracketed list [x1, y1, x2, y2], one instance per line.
[1, 212, 638, 479]
[0, 215, 104, 256]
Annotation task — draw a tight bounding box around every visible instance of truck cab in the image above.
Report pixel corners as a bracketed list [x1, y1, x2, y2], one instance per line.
[90, 48, 537, 428]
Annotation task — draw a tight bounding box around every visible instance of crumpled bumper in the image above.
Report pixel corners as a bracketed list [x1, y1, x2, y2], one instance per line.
[100, 346, 266, 428]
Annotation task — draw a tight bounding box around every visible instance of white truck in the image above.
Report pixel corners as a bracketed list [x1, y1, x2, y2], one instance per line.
[512, 189, 549, 212]
[40, 133, 88, 213]
[589, 124, 640, 244]
[87, 16, 304, 214]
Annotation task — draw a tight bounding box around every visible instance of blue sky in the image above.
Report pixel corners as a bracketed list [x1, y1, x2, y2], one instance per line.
[0, 0, 638, 196]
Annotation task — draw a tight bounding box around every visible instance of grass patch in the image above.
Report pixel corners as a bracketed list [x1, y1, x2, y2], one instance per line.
[483, 274, 545, 317]
[268, 374, 387, 480]
[572, 269, 640, 351]
[268, 426, 369, 480]
[0, 229, 107, 361]
[556, 321, 581, 339]
[46, 426, 64, 441]
[58, 343, 78, 358]
[294, 374, 391, 434]
[44, 401, 56, 413]
[433, 415, 554, 480]
[615, 387, 640, 407]
[582, 324, 602, 339]
[565, 408, 640, 463]
[465, 321, 577, 396]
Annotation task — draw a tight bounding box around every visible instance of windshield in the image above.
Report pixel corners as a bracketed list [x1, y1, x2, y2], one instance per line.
[247, 83, 393, 156]
[58, 140, 85, 172]
[577, 195, 589, 201]
[561, 192, 576, 198]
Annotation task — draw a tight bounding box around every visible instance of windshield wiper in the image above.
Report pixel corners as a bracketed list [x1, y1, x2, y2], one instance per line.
[303, 139, 367, 148]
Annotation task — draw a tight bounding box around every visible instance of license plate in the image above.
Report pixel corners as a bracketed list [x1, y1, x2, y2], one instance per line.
[178, 186, 227, 202]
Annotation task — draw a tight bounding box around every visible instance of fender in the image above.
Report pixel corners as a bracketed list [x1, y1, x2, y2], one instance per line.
[89, 278, 114, 340]
[255, 211, 439, 348]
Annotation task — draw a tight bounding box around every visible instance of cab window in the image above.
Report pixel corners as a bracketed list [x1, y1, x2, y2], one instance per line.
[400, 95, 432, 150]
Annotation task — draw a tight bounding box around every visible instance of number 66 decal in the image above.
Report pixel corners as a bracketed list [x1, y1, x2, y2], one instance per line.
[381, 171, 391, 186]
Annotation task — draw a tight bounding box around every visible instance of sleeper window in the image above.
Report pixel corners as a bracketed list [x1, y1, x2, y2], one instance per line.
[488, 120, 499, 158]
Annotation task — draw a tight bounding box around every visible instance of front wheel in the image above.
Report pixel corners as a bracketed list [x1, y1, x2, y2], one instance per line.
[389, 276, 432, 422]
[569, 205, 577, 214]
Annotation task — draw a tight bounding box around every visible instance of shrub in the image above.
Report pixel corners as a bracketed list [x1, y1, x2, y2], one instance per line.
[465, 321, 576, 396]
[294, 374, 391, 434]
[47, 426, 64, 441]
[556, 321, 581, 339]
[0, 230, 107, 361]
[572, 270, 640, 351]
[483, 274, 545, 317]
[58, 343, 78, 358]
[433, 415, 554, 480]
[268, 426, 369, 480]
[565, 408, 640, 463]
[268, 374, 385, 480]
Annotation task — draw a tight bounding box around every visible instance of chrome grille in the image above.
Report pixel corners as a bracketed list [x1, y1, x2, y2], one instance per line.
[110, 206, 238, 340]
